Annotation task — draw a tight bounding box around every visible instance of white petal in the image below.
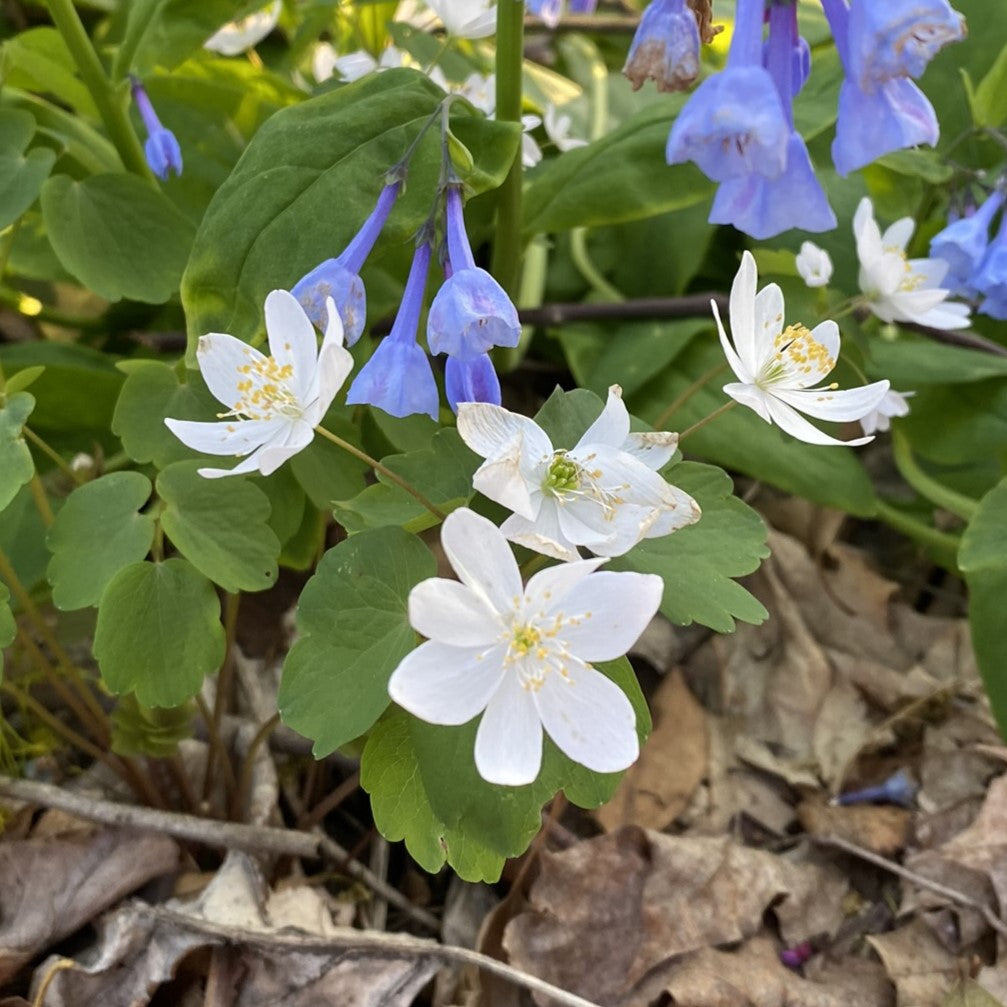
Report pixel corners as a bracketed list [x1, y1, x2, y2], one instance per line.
[645, 487, 702, 538]
[164, 416, 286, 456]
[713, 299, 752, 384]
[197, 444, 273, 478]
[909, 257, 949, 287]
[723, 381, 773, 423]
[440, 508, 523, 617]
[551, 570, 662, 661]
[501, 507, 580, 563]
[196, 333, 266, 410]
[882, 217, 915, 251]
[264, 289, 318, 401]
[524, 557, 607, 616]
[474, 674, 543, 786]
[557, 504, 617, 549]
[309, 342, 354, 418]
[753, 282, 785, 367]
[457, 402, 553, 461]
[409, 578, 503, 646]
[255, 420, 314, 475]
[729, 251, 759, 375]
[764, 396, 873, 447]
[577, 385, 630, 449]
[914, 301, 971, 329]
[773, 380, 890, 422]
[622, 431, 679, 470]
[534, 657, 639, 774]
[388, 640, 507, 725]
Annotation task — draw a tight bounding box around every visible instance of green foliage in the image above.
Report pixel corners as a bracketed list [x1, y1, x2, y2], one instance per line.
[969, 45, 1007, 127]
[2, 28, 99, 119]
[287, 416, 368, 510]
[182, 69, 521, 353]
[0, 110, 56, 231]
[46, 472, 156, 610]
[157, 461, 280, 593]
[40, 173, 195, 303]
[959, 477, 1007, 738]
[278, 527, 436, 757]
[111, 694, 194, 758]
[0, 581, 14, 678]
[94, 558, 225, 707]
[0, 392, 35, 513]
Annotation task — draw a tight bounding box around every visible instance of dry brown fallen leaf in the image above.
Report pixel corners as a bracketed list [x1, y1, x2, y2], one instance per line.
[595, 670, 708, 832]
[868, 919, 962, 1007]
[503, 826, 846, 1005]
[0, 826, 179, 984]
[798, 799, 912, 856]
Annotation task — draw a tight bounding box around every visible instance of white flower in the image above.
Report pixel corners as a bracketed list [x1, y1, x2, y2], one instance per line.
[423, 0, 497, 38]
[388, 508, 662, 786]
[457, 386, 701, 562]
[854, 197, 971, 330]
[457, 71, 496, 115]
[313, 44, 408, 83]
[544, 104, 588, 152]
[521, 114, 544, 167]
[716, 252, 890, 447]
[204, 2, 281, 56]
[795, 241, 833, 288]
[859, 389, 914, 435]
[165, 291, 353, 478]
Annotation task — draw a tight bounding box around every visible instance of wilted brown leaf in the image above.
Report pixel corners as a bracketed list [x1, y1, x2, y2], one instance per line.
[798, 799, 912, 856]
[0, 827, 179, 983]
[868, 919, 961, 1007]
[595, 670, 708, 832]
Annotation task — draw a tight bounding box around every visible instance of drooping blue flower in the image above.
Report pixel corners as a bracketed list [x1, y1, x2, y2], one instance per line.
[974, 213, 1007, 320]
[930, 189, 1005, 294]
[346, 241, 439, 420]
[130, 77, 182, 181]
[445, 353, 501, 412]
[762, 32, 811, 96]
[822, 0, 939, 176]
[624, 0, 701, 93]
[666, 0, 789, 182]
[427, 186, 520, 361]
[847, 0, 965, 92]
[709, 1, 835, 238]
[292, 181, 401, 345]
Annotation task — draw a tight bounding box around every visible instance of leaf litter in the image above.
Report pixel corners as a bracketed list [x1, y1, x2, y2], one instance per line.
[2, 507, 1007, 1007]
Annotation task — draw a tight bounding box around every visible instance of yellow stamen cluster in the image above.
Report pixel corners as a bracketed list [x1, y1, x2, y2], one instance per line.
[761, 323, 835, 385]
[504, 610, 589, 692]
[221, 354, 300, 422]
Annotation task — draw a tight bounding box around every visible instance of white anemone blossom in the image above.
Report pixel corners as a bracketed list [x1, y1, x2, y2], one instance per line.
[388, 508, 662, 786]
[165, 290, 352, 478]
[204, 2, 281, 56]
[860, 389, 914, 436]
[457, 386, 701, 562]
[544, 104, 588, 152]
[717, 252, 890, 447]
[795, 241, 833, 288]
[854, 197, 971, 330]
[423, 0, 497, 38]
[312, 43, 408, 83]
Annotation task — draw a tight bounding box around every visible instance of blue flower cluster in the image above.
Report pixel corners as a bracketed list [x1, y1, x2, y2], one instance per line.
[931, 187, 1007, 320]
[294, 181, 520, 421]
[631, 0, 965, 239]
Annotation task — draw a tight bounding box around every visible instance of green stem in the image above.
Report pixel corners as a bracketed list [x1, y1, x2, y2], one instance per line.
[654, 362, 729, 431]
[24, 427, 82, 482]
[500, 232, 549, 373]
[678, 399, 737, 441]
[570, 228, 623, 301]
[0, 219, 23, 283]
[490, 0, 526, 296]
[45, 0, 154, 180]
[874, 499, 961, 571]
[891, 429, 979, 523]
[314, 425, 445, 520]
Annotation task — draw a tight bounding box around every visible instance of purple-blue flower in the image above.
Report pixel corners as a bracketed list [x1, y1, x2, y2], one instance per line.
[666, 0, 789, 182]
[822, 0, 939, 176]
[763, 33, 811, 96]
[130, 78, 182, 181]
[931, 189, 1005, 294]
[527, 0, 596, 26]
[445, 354, 501, 412]
[847, 0, 965, 92]
[974, 212, 1007, 320]
[624, 0, 701, 93]
[427, 186, 520, 361]
[292, 181, 401, 345]
[346, 241, 439, 420]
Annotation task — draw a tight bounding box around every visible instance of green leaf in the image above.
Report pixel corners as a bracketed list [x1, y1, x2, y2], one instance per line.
[157, 461, 280, 594]
[3, 366, 45, 397]
[115, 0, 262, 77]
[1, 29, 99, 119]
[111, 361, 216, 468]
[959, 476, 1007, 739]
[333, 428, 478, 534]
[0, 580, 14, 678]
[46, 472, 156, 610]
[111, 694, 194, 758]
[972, 43, 1007, 127]
[0, 109, 56, 231]
[361, 710, 505, 881]
[94, 558, 225, 707]
[0, 392, 35, 513]
[631, 338, 879, 516]
[612, 463, 770, 632]
[522, 102, 713, 233]
[868, 337, 1007, 385]
[278, 527, 436, 757]
[40, 173, 195, 303]
[182, 69, 521, 350]
[288, 415, 368, 510]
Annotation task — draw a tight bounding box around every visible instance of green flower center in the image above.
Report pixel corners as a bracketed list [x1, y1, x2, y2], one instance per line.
[542, 453, 581, 496]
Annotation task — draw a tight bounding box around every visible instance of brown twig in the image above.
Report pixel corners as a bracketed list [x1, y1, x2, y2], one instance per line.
[142, 905, 605, 1007]
[817, 833, 1007, 939]
[0, 775, 440, 932]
